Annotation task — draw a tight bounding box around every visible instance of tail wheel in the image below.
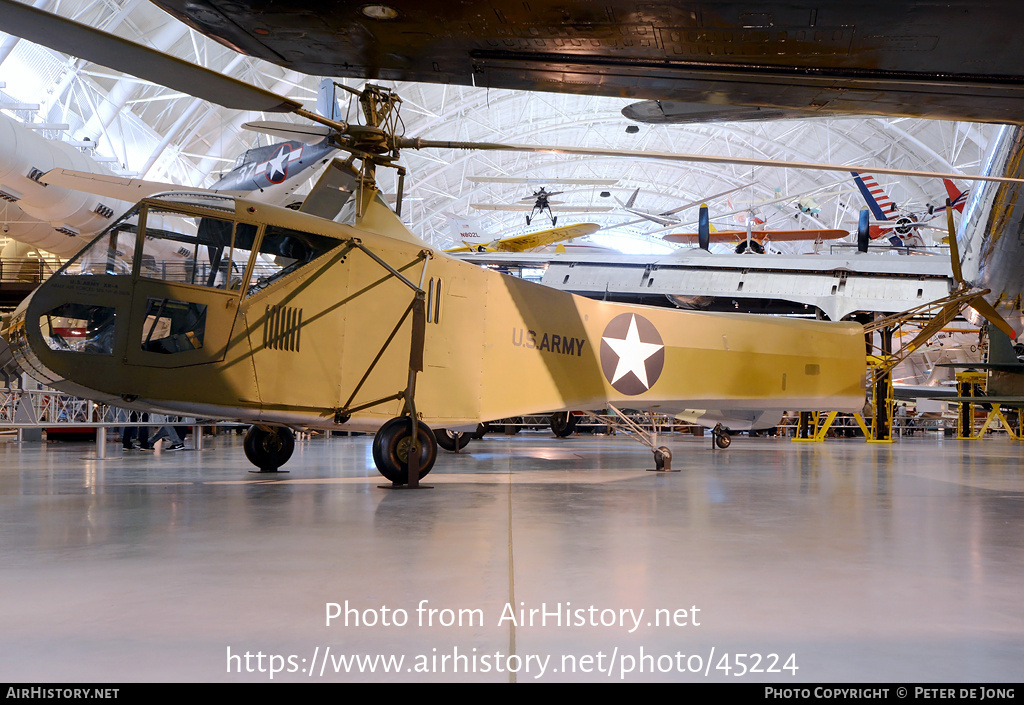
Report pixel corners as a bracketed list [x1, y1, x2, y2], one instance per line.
[243, 425, 295, 471]
[714, 429, 732, 449]
[372, 418, 437, 484]
[471, 422, 491, 439]
[434, 427, 471, 452]
[550, 411, 578, 437]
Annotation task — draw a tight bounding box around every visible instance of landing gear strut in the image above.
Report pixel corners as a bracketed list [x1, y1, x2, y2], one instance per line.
[580, 404, 678, 472]
[373, 417, 437, 484]
[244, 425, 295, 472]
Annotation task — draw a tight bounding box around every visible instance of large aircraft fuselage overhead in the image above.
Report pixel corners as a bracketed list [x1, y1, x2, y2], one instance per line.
[958, 124, 1024, 334]
[151, 0, 1024, 124]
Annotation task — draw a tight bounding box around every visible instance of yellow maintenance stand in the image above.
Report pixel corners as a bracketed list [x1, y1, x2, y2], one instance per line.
[793, 287, 992, 444]
[954, 370, 1023, 440]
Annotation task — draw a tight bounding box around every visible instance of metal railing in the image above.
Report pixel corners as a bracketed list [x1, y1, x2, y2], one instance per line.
[0, 257, 64, 283]
[0, 387, 210, 427]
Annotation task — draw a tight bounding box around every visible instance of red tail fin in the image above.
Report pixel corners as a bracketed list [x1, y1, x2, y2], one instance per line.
[943, 179, 967, 213]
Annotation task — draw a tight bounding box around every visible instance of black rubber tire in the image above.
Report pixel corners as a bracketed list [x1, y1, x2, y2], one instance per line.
[243, 425, 295, 471]
[471, 422, 491, 439]
[372, 417, 437, 484]
[734, 239, 765, 254]
[550, 411, 578, 437]
[714, 431, 732, 449]
[434, 427, 471, 452]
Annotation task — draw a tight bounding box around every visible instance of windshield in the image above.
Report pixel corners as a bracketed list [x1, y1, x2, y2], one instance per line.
[52, 201, 344, 293]
[54, 206, 141, 277]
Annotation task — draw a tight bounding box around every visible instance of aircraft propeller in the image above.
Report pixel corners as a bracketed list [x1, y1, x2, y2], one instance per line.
[698, 204, 711, 251]
[945, 200, 1018, 339]
[857, 210, 871, 253]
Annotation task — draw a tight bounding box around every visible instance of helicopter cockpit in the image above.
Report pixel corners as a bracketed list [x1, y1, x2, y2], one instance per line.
[8, 193, 343, 398]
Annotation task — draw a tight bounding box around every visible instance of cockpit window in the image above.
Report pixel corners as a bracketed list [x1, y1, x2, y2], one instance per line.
[138, 209, 258, 290]
[52, 202, 342, 294]
[40, 303, 116, 355]
[140, 298, 206, 354]
[54, 207, 139, 277]
[246, 226, 342, 297]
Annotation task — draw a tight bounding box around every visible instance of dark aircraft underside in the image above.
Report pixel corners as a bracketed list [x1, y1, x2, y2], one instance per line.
[151, 0, 1024, 124]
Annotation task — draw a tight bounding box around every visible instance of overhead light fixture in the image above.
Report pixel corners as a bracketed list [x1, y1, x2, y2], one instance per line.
[600, 191, 611, 198]
[625, 125, 640, 134]
[362, 4, 399, 20]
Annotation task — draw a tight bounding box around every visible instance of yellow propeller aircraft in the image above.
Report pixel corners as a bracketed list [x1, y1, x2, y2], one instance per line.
[443, 217, 601, 254]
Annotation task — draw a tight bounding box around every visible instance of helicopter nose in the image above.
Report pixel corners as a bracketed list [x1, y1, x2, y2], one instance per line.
[6, 275, 129, 403]
[7, 289, 65, 388]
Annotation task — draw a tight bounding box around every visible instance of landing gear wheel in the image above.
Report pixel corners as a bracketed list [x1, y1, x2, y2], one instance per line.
[713, 426, 732, 449]
[244, 425, 295, 472]
[471, 422, 490, 439]
[550, 411, 578, 437]
[653, 446, 674, 471]
[734, 240, 765, 254]
[434, 427, 471, 452]
[372, 417, 437, 484]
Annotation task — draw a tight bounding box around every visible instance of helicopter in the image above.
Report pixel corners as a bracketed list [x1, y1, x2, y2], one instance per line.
[4, 82, 870, 483]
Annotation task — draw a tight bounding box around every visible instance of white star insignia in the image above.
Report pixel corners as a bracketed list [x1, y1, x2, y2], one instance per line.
[265, 149, 290, 181]
[601, 314, 664, 389]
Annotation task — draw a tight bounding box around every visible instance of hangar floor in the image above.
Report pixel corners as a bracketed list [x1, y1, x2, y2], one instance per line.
[0, 430, 1021, 683]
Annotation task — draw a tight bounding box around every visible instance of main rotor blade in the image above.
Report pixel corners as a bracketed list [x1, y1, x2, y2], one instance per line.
[0, 0, 301, 113]
[397, 139, 1024, 185]
[243, 121, 335, 144]
[659, 182, 756, 216]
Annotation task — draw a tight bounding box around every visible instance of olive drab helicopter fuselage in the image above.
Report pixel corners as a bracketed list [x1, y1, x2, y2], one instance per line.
[7, 186, 867, 481]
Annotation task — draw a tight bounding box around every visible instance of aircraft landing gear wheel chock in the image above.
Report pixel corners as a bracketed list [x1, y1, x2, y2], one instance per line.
[373, 417, 437, 488]
[712, 424, 732, 449]
[433, 427, 471, 453]
[244, 425, 295, 473]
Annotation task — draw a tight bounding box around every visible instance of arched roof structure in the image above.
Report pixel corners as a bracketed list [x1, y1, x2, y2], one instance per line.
[0, 0, 998, 254]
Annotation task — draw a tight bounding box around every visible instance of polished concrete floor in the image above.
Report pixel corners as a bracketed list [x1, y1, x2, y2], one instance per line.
[0, 429, 1021, 683]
